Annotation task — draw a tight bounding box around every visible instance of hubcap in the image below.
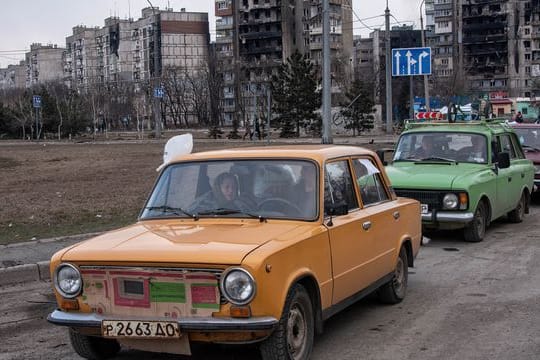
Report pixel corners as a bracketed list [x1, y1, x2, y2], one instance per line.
[393, 257, 405, 294]
[475, 207, 485, 238]
[287, 304, 307, 359]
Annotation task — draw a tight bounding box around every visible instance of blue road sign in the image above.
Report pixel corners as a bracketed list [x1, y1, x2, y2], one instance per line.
[154, 86, 164, 98]
[32, 95, 42, 108]
[392, 47, 432, 76]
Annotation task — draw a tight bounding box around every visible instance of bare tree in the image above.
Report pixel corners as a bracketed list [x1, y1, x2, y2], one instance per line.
[5, 89, 33, 140]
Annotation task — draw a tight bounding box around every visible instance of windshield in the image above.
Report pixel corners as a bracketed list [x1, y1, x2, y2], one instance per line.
[514, 128, 540, 149]
[141, 159, 319, 221]
[393, 132, 489, 164]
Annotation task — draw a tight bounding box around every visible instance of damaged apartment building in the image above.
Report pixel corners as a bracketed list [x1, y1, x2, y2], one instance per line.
[214, 0, 353, 126]
[429, 0, 540, 99]
[64, 7, 209, 90]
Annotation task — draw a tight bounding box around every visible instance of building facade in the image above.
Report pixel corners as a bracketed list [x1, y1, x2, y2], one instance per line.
[0, 62, 26, 90]
[64, 8, 209, 90]
[214, 0, 353, 126]
[25, 43, 65, 87]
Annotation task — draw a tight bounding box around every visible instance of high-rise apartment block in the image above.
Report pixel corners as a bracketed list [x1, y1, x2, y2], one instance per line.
[215, 0, 353, 125]
[25, 43, 65, 87]
[64, 8, 209, 89]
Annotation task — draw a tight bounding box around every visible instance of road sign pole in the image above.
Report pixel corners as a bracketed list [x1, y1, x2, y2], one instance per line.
[35, 107, 39, 140]
[410, 76, 414, 120]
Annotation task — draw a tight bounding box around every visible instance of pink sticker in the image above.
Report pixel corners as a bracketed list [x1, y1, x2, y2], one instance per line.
[191, 285, 217, 304]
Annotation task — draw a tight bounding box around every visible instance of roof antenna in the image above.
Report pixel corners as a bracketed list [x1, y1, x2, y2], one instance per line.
[128, 0, 131, 19]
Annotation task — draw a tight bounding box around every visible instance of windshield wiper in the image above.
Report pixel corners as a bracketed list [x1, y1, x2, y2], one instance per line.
[145, 206, 199, 220]
[197, 208, 267, 223]
[417, 157, 457, 163]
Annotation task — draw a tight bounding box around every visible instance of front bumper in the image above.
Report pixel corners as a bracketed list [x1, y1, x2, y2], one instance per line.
[48, 310, 278, 332]
[421, 211, 474, 223]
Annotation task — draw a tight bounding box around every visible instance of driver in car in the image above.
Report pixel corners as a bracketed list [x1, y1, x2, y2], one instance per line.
[189, 172, 255, 213]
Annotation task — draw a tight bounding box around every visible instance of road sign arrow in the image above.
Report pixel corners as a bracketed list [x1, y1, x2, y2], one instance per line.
[406, 51, 413, 75]
[394, 51, 401, 75]
[418, 51, 429, 74]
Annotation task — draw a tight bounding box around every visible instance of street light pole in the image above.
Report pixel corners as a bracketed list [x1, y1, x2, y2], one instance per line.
[385, 1, 393, 133]
[420, 0, 431, 112]
[321, 0, 333, 144]
[147, 0, 161, 138]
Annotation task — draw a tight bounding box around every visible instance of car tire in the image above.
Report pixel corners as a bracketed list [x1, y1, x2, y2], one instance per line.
[464, 201, 487, 242]
[378, 246, 408, 304]
[260, 284, 314, 360]
[69, 328, 120, 360]
[507, 192, 526, 223]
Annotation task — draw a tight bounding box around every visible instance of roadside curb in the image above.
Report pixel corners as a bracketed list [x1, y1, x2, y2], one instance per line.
[0, 263, 49, 287]
[0, 232, 102, 287]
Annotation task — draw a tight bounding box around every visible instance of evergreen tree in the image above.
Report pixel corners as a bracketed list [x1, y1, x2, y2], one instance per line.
[271, 50, 320, 138]
[339, 80, 375, 136]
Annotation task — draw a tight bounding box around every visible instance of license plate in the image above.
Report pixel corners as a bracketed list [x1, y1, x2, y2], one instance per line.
[421, 204, 429, 214]
[102, 320, 180, 338]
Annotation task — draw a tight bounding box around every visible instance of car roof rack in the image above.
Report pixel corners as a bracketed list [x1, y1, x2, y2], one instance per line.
[404, 117, 512, 130]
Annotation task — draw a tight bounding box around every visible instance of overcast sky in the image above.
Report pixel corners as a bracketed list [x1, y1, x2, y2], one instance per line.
[0, 0, 421, 68]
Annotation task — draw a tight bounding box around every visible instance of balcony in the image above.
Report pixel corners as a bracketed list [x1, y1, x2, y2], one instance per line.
[241, 45, 283, 55]
[216, 35, 233, 44]
[462, 33, 506, 44]
[240, 30, 281, 40]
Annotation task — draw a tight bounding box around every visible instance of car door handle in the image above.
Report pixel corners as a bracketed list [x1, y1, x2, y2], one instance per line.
[508, 177, 512, 182]
[393, 211, 400, 220]
[521, 173, 525, 179]
[362, 221, 372, 231]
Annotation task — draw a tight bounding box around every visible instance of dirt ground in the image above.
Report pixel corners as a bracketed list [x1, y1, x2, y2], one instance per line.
[0, 135, 388, 245]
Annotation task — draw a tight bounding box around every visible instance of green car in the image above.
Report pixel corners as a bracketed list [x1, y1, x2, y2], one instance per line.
[384, 120, 535, 242]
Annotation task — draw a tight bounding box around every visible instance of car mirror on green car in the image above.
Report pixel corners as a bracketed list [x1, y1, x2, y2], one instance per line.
[497, 152, 511, 169]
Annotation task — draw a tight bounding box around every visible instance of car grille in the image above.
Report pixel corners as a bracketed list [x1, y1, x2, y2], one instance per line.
[394, 189, 444, 211]
[80, 266, 228, 305]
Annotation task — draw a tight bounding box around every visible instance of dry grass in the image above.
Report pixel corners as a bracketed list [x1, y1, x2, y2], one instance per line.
[0, 136, 388, 245]
[0, 140, 247, 244]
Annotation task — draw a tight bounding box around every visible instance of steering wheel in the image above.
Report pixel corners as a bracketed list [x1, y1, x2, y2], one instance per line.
[257, 198, 302, 215]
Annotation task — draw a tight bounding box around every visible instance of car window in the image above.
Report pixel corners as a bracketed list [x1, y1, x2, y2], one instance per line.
[352, 158, 389, 206]
[509, 133, 525, 159]
[324, 160, 358, 215]
[499, 134, 517, 159]
[393, 132, 488, 164]
[141, 160, 318, 220]
[514, 127, 540, 149]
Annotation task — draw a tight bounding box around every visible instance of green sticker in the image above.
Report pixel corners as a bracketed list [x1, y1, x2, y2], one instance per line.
[150, 282, 186, 303]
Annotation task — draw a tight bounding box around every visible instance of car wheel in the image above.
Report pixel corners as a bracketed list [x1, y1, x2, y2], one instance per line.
[260, 284, 314, 360]
[69, 328, 120, 360]
[378, 246, 408, 304]
[507, 192, 526, 223]
[463, 201, 487, 242]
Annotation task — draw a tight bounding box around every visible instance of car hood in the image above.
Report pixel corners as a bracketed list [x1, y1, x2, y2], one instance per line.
[386, 162, 484, 189]
[61, 220, 309, 265]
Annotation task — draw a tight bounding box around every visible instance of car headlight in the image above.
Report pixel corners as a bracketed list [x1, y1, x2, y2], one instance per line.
[54, 263, 82, 298]
[443, 193, 459, 209]
[220, 268, 256, 305]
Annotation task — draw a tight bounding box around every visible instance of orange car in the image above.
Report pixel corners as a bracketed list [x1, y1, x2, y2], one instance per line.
[48, 144, 421, 360]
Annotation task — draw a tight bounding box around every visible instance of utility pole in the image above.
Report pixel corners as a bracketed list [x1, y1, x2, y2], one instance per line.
[385, 1, 393, 133]
[147, 0, 161, 138]
[321, 0, 333, 144]
[420, 0, 430, 111]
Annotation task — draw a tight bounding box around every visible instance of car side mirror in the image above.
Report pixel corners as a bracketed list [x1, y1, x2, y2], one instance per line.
[497, 152, 510, 169]
[376, 148, 394, 166]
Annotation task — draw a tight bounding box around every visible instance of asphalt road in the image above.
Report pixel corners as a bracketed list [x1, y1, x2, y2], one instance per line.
[1, 202, 539, 360]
